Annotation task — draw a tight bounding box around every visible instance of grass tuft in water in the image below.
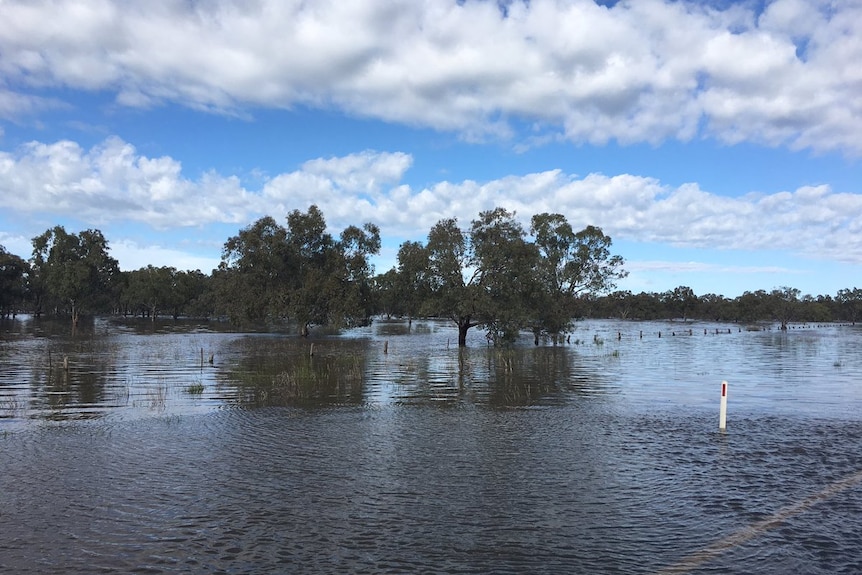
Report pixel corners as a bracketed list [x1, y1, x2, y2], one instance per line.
[185, 382, 205, 394]
[268, 353, 365, 403]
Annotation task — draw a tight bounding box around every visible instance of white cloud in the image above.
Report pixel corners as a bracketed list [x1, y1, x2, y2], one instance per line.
[0, 137, 257, 227]
[627, 260, 798, 275]
[0, 232, 32, 260]
[3, 135, 862, 268]
[109, 239, 220, 273]
[0, 0, 860, 153]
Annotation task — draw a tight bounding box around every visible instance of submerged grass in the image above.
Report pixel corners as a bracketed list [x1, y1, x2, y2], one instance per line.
[226, 338, 368, 406]
[268, 353, 365, 403]
[185, 381, 205, 395]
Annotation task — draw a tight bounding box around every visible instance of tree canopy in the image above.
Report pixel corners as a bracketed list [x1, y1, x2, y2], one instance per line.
[218, 205, 381, 333]
[30, 226, 120, 325]
[407, 208, 626, 346]
[0, 246, 29, 318]
[4, 206, 862, 343]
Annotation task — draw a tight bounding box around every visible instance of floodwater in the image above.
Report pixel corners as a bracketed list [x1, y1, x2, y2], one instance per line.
[1, 316, 861, 574]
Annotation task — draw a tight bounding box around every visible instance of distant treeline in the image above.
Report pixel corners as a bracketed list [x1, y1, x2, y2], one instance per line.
[1, 206, 860, 341]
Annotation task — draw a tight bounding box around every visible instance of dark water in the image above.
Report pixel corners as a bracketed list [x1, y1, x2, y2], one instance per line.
[2, 317, 862, 573]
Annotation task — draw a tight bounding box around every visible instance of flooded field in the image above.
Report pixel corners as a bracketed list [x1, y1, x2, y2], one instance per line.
[1, 316, 861, 573]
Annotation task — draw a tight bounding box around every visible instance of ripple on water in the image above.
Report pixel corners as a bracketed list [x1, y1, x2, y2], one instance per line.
[3, 319, 862, 573]
[3, 406, 862, 574]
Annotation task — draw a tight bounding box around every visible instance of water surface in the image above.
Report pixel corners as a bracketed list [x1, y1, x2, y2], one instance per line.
[1, 317, 861, 573]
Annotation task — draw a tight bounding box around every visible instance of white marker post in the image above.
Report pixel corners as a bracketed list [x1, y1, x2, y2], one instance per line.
[719, 380, 728, 431]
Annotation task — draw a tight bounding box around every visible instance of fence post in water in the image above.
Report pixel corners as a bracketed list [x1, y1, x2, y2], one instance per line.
[719, 380, 728, 431]
[384, 340, 389, 354]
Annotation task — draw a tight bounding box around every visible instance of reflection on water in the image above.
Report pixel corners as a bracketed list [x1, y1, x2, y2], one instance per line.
[2, 315, 862, 420]
[2, 316, 862, 573]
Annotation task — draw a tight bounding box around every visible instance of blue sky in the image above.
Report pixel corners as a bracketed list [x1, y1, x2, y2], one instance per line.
[1, 0, 861, 298]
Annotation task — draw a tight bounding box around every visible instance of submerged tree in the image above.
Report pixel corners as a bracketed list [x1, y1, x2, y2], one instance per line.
[771, 286, 801, 330]
[219, 205, 380, 333]
[836, 288, 862, 324]
[424, 217, 480, 346]
[123, 265, 176, 319]
[31, 226, 120, 325]
[663, 286, 698, 322]
[471, 207, 539, 344]
[219, 216, 290, 324]
[421, 208, 626, 346]
[0, 245, 29, 318]
[395, 240, 432, 322]
[529, 214, 627, 343]
[120, 266, 211, 320]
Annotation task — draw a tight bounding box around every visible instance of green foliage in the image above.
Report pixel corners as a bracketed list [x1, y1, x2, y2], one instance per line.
[529, 214, 627, 341]
[217, 205, 380, 332]
[30, 226, 120, 323]
[218, 215, 290, 324]
[836, 288, 862, 322]
[121, 266, 212, 319]
[662, 286, 698, 321]
[0, 245, 29, 317]
[411, 208, 627, 346]
[589, 285, 861, 324]
[185, 382, 205, 395]
[394, 240, 431, 319]
[472, 207, 539, 344]
[424, 216, 481, 346]
[25, 209, 862, 336]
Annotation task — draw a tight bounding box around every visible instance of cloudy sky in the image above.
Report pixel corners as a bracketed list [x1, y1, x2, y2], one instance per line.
[1, 0, 861, 298]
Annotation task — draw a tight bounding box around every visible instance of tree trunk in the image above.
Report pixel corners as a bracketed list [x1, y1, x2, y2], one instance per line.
[458, 323, 468, 347]
[456, 315, 474, 347]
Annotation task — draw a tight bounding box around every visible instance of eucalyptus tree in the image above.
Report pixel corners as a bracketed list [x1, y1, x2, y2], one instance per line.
[470, 207, 540, 344]
[31, 226, 120, 325]
[0, 245, 29, 317]
[602, 290, 634, 320]
[280, 206, 336, 334]
[120, 266, 208, 320]
[663, 286, 698, 321]
[283, 206, 380, 332]
[423, 209, 627, 347]
[173, 269, 212, 319]
[331, 221, 381, 327]
[395, 240, 432, 322]
[123, 265, 177, 319]
[771, 286, 801, 329]
[220, 205, 380, 333]
[836, 288, 862, 323]
[736, 289, 769, 323]
[529, 214, 627, 342]
[424, 217, 481, 346]
[373, 268, 400, 319]
[800, 294, 833, 323]
[699, 293, 733, 321]
[219, 215, 290, 325]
